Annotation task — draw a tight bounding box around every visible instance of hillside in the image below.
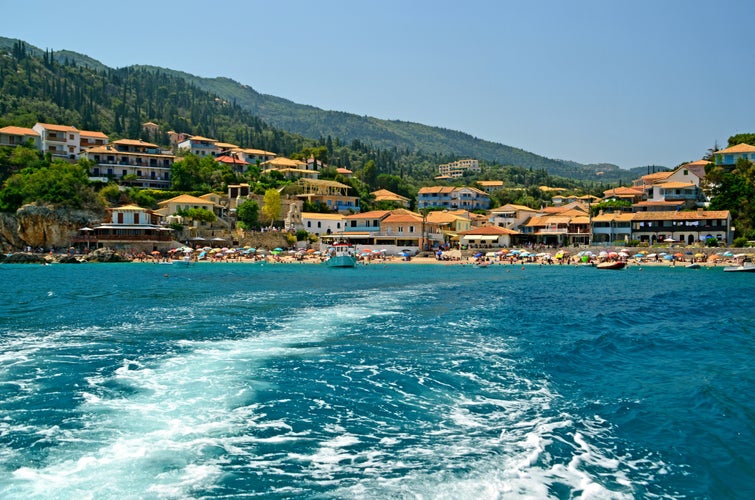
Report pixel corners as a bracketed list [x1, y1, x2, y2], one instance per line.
[0, 37, 652, 183]
[136, 65, 649, 181]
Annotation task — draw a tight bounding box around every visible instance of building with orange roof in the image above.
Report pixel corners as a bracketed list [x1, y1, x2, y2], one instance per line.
[417, 185, 490, 211]
[523, 210, 591, 246]
[177, 135, 219, 157]
[591, 212, 634, 244]
[84, 139, 175, 190]
[228, 147, 277, 165]
[156, 194, 220, 220]
[295, 178, 359, 214]
[488, 203, 540, 231]
[477, 180, 503, 193]
[458, 225, 520, 249]
[72, 204, 173, 252]
[216, 154, 249, 173]
[630, 209, 731, 245]
[371, 189, 411, 208]
[713, 143, 755, 166]
[78, 130, 109, 154]
[631, 164, 706, 210]
[602, 186, 645, 204]
[33, 122, 81, 159]
[0, 126, 40, 149]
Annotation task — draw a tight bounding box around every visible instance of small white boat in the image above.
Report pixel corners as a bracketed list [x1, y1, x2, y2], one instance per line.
[325, 243, 357, 268]
[723, 263, 755, 273]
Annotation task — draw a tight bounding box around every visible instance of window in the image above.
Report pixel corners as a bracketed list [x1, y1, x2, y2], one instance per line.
[307, 221, 311, 228]
[134, 213, 140, 224]
[317, 222, 321, 228]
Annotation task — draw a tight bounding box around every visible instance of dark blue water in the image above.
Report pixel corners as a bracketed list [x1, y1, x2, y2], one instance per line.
[0, 262, 753, 498]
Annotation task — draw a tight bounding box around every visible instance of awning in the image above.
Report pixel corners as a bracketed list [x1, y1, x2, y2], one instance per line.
[466, 235, 500, 241]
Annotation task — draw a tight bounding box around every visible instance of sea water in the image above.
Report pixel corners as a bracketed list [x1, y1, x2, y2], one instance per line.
[0, 262, 752, 499]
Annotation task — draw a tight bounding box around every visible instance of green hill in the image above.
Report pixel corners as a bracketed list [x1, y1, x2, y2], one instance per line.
[0, 37, 654, 183]
[135, 65, 649, 181]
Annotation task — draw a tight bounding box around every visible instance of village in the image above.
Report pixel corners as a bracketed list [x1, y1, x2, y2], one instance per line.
[0, 123, 752, 261]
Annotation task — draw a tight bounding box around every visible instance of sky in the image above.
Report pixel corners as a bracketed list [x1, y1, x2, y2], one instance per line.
[2, 0, 753, 169]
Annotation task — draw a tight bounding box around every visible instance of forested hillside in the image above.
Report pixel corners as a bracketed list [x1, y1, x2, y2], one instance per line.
[137, 65, 647, 181]
[0, 36, 652, 183]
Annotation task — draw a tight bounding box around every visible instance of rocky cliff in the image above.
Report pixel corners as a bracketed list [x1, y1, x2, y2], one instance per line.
[0, 205, 105, 250]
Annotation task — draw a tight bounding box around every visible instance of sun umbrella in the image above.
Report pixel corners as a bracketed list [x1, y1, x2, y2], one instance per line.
[633, 253, 644, 258]
[663, 254, 674, 260]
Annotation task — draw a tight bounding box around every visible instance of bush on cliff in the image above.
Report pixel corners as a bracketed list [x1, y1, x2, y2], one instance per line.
[0, 160, 100, 212]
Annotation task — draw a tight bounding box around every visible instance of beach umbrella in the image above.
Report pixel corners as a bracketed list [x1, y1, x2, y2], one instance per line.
[633, 253, 644, 258]
[474, 252, 483, 258]
[674, 253, 684, 258]
[723, 251, 734, 257]
[646, 253, 657, 259]
[694, 253, 705, 258]
[618, 251, 629, 257]
[663, 254, 674, 260]
[599, 250, 608, 257]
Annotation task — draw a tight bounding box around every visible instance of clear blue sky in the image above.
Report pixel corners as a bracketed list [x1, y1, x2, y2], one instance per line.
[2, 0, 753, 169]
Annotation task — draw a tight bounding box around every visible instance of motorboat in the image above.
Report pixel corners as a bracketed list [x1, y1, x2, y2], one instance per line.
[723, 263, 755, 272]
[596, 261, 625, 270]
[325, 243, 357, 268]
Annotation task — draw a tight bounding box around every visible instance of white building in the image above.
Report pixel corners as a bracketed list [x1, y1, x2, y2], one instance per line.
[438, 159, 480, 178]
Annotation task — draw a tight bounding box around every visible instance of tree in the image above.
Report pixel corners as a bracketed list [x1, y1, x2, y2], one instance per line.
[261, 188, 281, 226]
[707, 157, 755, 237]
[236, 199, 259, 229]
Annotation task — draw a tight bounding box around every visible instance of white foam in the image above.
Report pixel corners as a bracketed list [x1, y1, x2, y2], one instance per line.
[1, 295, 395, 498]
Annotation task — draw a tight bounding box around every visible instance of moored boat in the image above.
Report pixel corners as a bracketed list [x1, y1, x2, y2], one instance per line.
[723, 263, 755, 272]
[685, 263, 701, 269]
[325, 243, 357, 268]
[596, 261, 625, 270]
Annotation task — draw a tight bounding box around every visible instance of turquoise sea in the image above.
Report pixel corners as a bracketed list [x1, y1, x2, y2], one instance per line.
[0, 262, 753, 499]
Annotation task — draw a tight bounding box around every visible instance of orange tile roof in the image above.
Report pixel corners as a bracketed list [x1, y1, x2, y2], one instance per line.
[631, 210, 729, 221]
[158, 194, 216, 206]
[186, 135, 217, 142]
[418, 186, 456, 194]
[344, 210, 391, 220]
[458, 225, 519, 236]
[383, 213, 422, 223]
[79, 130, 108, 139]
[262, 157, 306, 168]
[657, 181, 696, 189]
[716, 143, 755, 154]
[112, 139, 159, 148]
[640, 171, 673, 182]
[35, 123, 78, 132]
[0, 126, 39, 136]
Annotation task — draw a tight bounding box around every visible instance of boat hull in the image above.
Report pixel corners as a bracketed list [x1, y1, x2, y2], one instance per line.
[723, 265, 755, 272]
[597, 261, 625, 270]
[326, 255, 357, 268]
